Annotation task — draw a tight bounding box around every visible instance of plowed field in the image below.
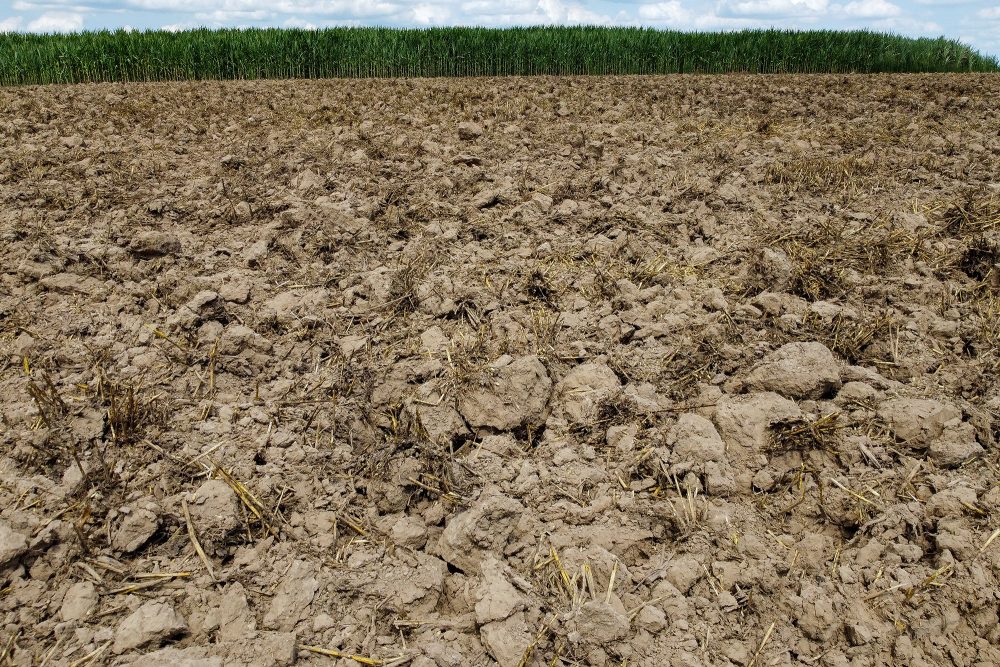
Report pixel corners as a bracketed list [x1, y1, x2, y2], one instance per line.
[1, 75, 999, 666]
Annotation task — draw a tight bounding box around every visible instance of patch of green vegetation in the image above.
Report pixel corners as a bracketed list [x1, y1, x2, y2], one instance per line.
[1, 27, 996, 85]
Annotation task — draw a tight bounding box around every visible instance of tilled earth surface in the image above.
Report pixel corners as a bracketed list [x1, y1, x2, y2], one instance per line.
[1, 74, 999, 667]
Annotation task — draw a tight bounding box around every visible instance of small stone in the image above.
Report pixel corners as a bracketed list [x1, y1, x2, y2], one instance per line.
[113, 601, 187, 653]
[573, 600, 629, 644]
[752, 469, 776, 492]
[758, 247, 794, 289]
[129, 230, 180, 258]
[475, 556, 526, 625]
[216, 582, 256, 642]
[531, 192, 553, 213]
[419, 326, 450, 355]
[251, 631, 298, 667]
[554, 362, 621, 425]
[263, 560, 319, 631]
[338, 334, 369, 358]
[929, 422, 984, 468]
[835, 381, 878, 406]
[40, 272, 104, 295]
[635, 605, 667, 632]
[261, 288, 329, 326]
[744, 342, 841, 399]
[846, 623, 873, 646]
[607, 424, 638, 452]
[243, 238, 270, 266]
[293, 168, 324, 191]
[111, 507, 160, 554]
[458, 121, 484, 140]
[60, 581, 99, 621]
[663, 555, 701, 594]
[670, 413, 726, 463]
[480, 612, 532, 667]
[437, 492, 525, 574]
[458, 355, 551, 431]
[185, 290, 228, 323]
[119, 647, 221, 667]
[188, 480, 241, 548]
[391, 515, 428, 549]
[218, 282, 251, 304]
[718, 591, 739, 611]
[704, 461, 736, 497]
[878, 398, 961, 448]
[12, 332, 34, 357]
[218, 324, 272, 355]
[714, 392, 802, 455]
[0, 520, 28, 568]
[312, 613, 336, 632]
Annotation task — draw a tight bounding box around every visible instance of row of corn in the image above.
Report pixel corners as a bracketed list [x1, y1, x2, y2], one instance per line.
[0, 27, 996, 86]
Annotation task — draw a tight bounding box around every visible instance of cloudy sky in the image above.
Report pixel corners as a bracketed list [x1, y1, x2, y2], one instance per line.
[1, 0, 998, 56]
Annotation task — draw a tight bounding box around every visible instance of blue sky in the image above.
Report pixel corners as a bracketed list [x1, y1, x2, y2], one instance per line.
[1, 1, 998, 56]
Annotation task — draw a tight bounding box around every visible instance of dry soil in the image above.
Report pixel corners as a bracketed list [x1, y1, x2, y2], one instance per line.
[1, 75, 999, 667]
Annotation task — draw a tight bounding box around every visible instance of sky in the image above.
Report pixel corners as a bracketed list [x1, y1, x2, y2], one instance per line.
[1, 0, 998, 57]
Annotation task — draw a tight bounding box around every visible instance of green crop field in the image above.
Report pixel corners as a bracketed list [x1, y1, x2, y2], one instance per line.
[0, 26, 996, 85]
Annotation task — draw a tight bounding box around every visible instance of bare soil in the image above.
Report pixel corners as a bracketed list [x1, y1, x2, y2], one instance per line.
[1, 74, 999, 667]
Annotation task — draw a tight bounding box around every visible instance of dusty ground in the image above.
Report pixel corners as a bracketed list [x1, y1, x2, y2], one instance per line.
[1, 74, 999, 667]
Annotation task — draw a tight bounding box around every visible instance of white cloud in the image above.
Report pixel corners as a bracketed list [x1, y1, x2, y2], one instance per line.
[639, 3, 768, 28]
[410, 3, 450, 24]
[839, 0, 901, 17]
[27, 11, 84, 31]
[956, 26, 1000, 54]
[122, 0, 615, 27]
[194, 9, 271, 22]
[536, 0, 610, 23]
[978, 6, 1000, 18]
[563, 5, 612, 23]
[430, 0, 610, 26]
[0, 16, 24, 31]
[460, 0, 536, 15]
[126, 0, 401, 17]
[12, 1, 100, 10]
[283, 16, 317, 28]
[638, 1, 691, 22]
[161, 20, 195, 30]
[538, 0, 570, 22]
[721, 0, 829, 17]
[872, 16, 942, 32]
